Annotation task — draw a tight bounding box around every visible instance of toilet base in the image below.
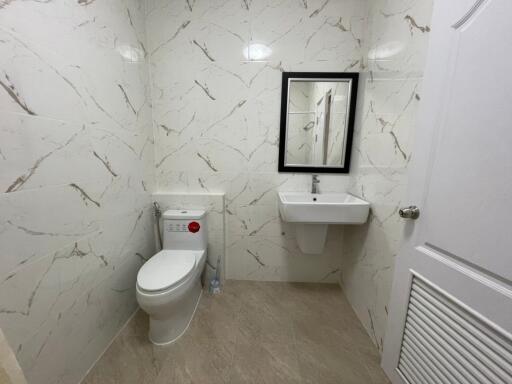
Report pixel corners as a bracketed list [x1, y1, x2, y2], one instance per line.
[148, 279, 202, 346]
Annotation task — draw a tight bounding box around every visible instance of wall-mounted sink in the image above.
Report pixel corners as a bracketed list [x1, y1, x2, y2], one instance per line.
[278, 192, 370, 254]
[278, 192, 370, 224]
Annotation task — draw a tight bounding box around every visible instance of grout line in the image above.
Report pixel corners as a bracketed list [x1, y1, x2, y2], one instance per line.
[77, 307, 140, 384]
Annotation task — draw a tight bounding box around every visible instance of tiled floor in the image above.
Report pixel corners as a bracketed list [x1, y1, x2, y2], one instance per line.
[82, 281, 390, 384]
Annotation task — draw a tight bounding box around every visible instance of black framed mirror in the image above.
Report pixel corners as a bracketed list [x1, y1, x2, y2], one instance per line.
[278, 72, 359, 173]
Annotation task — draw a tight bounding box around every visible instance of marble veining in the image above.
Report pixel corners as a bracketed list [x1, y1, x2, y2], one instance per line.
[0, 1, 155, 383]
[0, 327, 27, 384]
[152, 192, 226, 282]
[147, 0, 365, 283]
[0, 0, 434, 382]
[341, 0, 433, 353]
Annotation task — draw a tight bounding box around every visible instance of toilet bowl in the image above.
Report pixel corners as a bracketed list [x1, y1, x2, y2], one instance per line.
[136, 209, 207, 345]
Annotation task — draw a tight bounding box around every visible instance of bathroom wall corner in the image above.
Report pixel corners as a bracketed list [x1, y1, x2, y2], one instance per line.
[340, 0, 434, 354]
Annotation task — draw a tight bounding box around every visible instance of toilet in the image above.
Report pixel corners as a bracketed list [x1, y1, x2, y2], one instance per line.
[136, 209, 207, 345]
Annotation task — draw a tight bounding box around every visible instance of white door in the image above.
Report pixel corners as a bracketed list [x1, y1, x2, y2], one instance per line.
[382, 1, 512, 383]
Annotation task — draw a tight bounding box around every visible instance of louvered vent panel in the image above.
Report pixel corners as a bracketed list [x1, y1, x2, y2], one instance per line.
[397, 277, 512, 384]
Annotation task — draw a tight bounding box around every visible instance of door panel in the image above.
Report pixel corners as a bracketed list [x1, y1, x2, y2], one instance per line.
[382, 1, 512, 382]
[411, 246, 512, 338]
[422, 0, 512, 281]
[398, 273, 512, 384]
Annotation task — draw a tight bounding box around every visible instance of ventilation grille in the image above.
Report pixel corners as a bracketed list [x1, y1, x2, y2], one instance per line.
[397, 277, 512, 384]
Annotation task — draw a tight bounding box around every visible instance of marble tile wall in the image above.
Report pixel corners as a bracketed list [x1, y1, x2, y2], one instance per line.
[0, 1, 155, 383]
[341, 0, 433, 353]
[0, 1, 434, 382]
[152, 192, 225, 282]
[146, 0, 367, 282]
[0, 327, 27, 384]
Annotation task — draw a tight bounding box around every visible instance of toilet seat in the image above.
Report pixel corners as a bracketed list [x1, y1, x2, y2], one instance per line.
[137, 250, 197, 293]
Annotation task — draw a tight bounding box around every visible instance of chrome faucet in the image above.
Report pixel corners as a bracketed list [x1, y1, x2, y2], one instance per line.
[311, 174, 320, 194]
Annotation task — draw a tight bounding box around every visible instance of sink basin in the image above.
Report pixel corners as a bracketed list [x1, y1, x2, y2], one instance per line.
[278, 192, 370, 224]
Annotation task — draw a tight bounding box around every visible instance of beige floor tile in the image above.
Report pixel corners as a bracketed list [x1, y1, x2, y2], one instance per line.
[358, 345, 391, 384]
[297, 338, 374, 384]
[83, 280, 389, 384]
[122, 309, 150, 337]
[154, 335, 235, 384]
[235, 296, 295, 345]
[82, 334, 171, 384]
[186, 291, 242, 343]
[228, 341, 302, 384]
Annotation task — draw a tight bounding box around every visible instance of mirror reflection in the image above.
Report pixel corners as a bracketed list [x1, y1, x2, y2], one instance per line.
[279, 73, 358, 173]
[286, 80, 350, 166]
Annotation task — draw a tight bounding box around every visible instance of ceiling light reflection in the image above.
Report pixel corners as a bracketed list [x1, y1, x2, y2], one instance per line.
[243, 43, 272, 61]
[368, 41, 404, 60]
[116, 44, 145, 62]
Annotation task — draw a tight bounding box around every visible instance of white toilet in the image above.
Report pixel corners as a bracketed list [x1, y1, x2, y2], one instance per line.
[136, 209, 207, 345]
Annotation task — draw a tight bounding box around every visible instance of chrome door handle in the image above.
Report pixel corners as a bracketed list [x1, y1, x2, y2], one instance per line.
[399, 206, 420, 220]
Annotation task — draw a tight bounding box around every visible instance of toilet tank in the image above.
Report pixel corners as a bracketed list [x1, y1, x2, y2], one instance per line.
[162, 210, 208, 251]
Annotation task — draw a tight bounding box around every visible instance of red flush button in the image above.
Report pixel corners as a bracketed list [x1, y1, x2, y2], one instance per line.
[188, 221, 200, 233]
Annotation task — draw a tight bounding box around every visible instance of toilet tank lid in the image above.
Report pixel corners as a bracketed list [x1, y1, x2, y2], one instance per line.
[163, 209, 206, 219]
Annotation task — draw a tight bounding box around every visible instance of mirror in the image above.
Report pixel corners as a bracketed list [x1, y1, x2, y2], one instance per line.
[278, 72, 358, 173]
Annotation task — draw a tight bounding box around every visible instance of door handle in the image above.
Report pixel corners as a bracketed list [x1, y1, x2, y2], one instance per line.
[399, 206, 420, 220]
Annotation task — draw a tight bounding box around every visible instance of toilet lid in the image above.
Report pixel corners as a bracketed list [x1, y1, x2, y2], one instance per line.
[137, 250, 197, 292]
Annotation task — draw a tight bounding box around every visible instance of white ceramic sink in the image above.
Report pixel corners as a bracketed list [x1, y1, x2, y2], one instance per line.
[278, 192, 370, 224]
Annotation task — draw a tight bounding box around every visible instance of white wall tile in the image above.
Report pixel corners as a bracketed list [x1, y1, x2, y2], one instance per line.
[0, 1, 155, 383]
[0, 1, 435, 381]
[146, 0, 366, 283]
[341, 0, 433, 353]
[152, 192, 226, 281]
